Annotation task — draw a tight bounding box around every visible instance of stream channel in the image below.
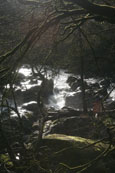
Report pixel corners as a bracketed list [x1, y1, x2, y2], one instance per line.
[1, 65, 115, 117]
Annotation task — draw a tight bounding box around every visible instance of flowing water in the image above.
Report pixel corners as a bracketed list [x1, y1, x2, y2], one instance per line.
[1, 65, 115, 117]
[19, 66, 75, 110]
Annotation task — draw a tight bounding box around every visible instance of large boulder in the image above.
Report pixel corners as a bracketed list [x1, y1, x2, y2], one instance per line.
[65, 91, 93, 110]
[67, 76, 81, 91]
[22, 86, 40, 103]
[15, 86, 40, 104]
[36, 134, 111, 173]
[66, 92, 83, 109]
[44, 115, 107, 139]
[67, 76, 89, 91]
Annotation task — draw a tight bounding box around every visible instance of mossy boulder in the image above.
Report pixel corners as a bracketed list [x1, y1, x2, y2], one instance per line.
[36, 134, 112, 173]
[44, 116, 108, 140]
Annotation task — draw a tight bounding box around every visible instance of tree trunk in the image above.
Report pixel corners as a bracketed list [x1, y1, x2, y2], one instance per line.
[80, 55, 87, 113]
[79, 30, 88, 113]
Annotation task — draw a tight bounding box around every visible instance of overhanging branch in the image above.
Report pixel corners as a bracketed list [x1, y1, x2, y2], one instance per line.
[0, 27, 37, 63]
[66, 0, 115, 23]
[18, 0, 41, 6]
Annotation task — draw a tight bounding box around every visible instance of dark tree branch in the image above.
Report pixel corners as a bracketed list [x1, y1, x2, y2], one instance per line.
[0, 27, 37, 64]
[18, 0, 41, 6]
[66, 0, 115, 23]
[17, 0, 51, 7]
[56, 9, 87, 15]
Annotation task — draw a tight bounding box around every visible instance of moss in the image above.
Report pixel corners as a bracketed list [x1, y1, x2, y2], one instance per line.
[35, 134, 110, 172]
[44, 134, 108, 151]
[0, 154, 13, 166]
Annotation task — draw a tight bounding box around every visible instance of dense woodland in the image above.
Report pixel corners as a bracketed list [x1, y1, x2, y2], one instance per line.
[0, 0, 115, 173]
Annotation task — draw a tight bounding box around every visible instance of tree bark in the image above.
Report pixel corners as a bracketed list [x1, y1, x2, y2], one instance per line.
[79, 31, 88, 113]
[80, 55, 88, 113]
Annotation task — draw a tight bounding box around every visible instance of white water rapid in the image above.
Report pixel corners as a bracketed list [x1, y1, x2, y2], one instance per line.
[18, 66, 115, 110]
[19, 66, 75, 110]
[1, 65, 115, 118]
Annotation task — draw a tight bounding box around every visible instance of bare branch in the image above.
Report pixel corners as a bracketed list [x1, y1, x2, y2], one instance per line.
[18, 0, 42, 6]
[0, 27, 37, 63]
[66, 0, 115, 23]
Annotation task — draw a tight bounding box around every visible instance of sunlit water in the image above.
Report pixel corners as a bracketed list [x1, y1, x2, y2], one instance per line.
[18, 66, 115, 109]
[47, 70, 75, 109]
[18, 67, 41, 91]
[19, 67, 32, 77]
[1, 66, 115, 117]
[19, 66, 75, 110]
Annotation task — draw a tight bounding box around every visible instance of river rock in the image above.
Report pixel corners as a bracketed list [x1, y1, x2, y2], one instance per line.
[29, 79, 38, 84]
[44, 113, 108, 140]
[39, 134, 111, 173]
[66, 76, 78, 85]
[71, 81, 80, 91]
[71, 79, 89, 91]
[65, 92, 82, 109]
[22, 102, 38, 112]
[65, 91, 93, 110]
[22, 86, 40, 102]
[14, 73, 26, 86]
[89, 82, 100, 89]
[99, 78, 111, 88]
[94, 88, 108, 98]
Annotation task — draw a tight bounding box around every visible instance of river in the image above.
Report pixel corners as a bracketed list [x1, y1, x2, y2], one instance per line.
[19, 66, 115, 109]
[0, 65, 115, 117]
[19, 66, 76, 110]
